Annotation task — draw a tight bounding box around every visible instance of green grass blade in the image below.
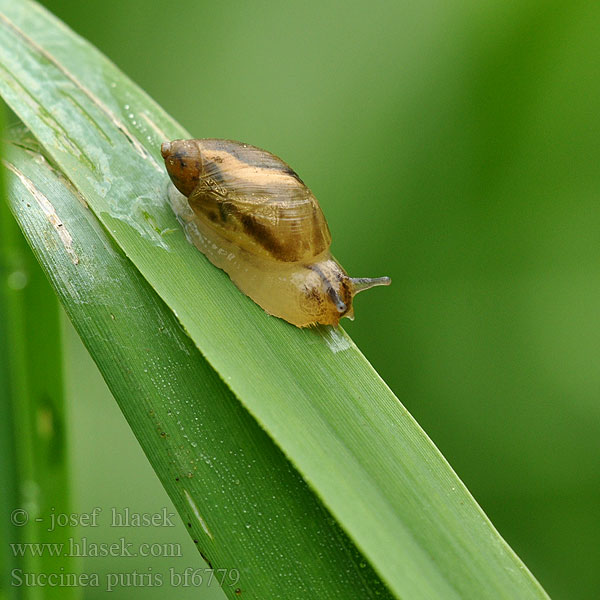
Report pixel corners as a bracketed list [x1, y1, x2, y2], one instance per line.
[0, 107, 20, 600]
[0, 120, 75, 599]
[3, 126, 392, 599]
[0, 2, 550, 598]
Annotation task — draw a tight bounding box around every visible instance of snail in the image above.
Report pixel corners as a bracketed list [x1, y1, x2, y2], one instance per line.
[161, 139, 390, 327]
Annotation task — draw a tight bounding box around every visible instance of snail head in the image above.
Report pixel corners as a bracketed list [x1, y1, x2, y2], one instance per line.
[161, 139, 203, 197]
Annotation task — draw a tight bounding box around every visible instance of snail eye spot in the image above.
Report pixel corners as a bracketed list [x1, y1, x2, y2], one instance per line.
[327, 286, 347, 313]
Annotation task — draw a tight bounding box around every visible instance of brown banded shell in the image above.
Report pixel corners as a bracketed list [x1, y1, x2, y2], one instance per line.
[162, 138, 390, 327]
[163, 139, 331, 263]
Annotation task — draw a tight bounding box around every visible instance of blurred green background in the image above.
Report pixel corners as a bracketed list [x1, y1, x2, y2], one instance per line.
[28, 0, 600, 598]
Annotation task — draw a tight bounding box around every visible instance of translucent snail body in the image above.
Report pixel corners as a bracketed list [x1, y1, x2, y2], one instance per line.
[162, 139, 390, 327]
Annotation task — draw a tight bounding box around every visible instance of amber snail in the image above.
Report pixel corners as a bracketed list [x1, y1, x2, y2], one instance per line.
[161, 139, 390, 327]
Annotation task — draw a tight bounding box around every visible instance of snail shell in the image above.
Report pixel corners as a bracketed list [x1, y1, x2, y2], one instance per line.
[161, 139, 390, 327]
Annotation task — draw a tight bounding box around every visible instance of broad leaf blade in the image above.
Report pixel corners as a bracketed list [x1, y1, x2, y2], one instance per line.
[0, 2, 549, 598]
[3, 127, 392, 599]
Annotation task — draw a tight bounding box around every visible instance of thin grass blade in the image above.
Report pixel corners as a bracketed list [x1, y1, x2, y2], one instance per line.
[0, 119, 75, 600]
